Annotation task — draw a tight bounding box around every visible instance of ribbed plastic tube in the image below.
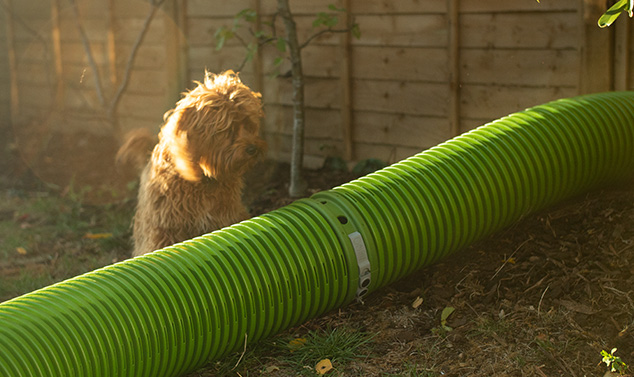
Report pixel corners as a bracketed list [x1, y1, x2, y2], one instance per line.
[1, 92, 634, 376]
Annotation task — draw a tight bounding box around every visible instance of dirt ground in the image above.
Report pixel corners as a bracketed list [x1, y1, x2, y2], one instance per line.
[195, 160, 634, 377]
[1, 127, 633, 376]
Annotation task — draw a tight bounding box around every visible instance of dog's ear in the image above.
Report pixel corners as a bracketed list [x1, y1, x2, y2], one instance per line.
[161, 107, 206, 182]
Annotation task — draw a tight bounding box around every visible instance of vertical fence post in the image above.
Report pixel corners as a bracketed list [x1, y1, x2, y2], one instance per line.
[340, 0, 353, 161]
[448, 0, 460, 137]
[5, 0, 19, 123]
[613, 16, 630, 91]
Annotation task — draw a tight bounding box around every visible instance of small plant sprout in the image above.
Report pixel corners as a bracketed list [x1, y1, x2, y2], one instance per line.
[601, 348, 629, 375]
[440, 307, 455, 332]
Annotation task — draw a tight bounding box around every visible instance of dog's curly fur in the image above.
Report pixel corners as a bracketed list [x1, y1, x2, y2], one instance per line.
[117, 71, 266, 256]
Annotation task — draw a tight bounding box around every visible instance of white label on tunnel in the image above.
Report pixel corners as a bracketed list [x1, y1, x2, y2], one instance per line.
[348, 231, 371, 297]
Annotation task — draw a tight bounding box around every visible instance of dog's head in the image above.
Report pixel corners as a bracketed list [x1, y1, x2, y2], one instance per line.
[160, 70, 267, 182]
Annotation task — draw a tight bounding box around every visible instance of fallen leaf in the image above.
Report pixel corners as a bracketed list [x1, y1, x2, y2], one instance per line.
[315, 359, 333, 375]
[412, 296, 423, 309]
[16, 247, 27, 255]
[264, 365, 280, 373]
[83, 233, 113, 240]
[440, 306, 455, 331]
[558, 299, 595, 315]
[288, 337, 307, 352]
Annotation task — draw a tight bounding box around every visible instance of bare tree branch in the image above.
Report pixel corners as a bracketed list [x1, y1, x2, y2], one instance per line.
[66, 0, 166, 136]
[68, 0, 106, 108]
[299, 26, 354, 50]
[107, 0, 167, 128]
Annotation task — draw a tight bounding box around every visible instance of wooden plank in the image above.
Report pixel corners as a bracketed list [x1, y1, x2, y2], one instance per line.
[459, 0, 578, 13]
[187, 0, 252, 18]
[116, 92, 171, 118]
[112, 44, 167, 69]
[250, 0, 264, 95]
[187, 17, 235, 46]
[448, 0, 460, 137]
[350, 0, 446, 14]
[629, 51, 634, 89]
[260, 0, 447, 15]
[14, 62, 55, 84]
[188, 45, 256, 73]
[352, 80, 449, 117]
[460, 49, 579, 87]
[264, 106, 342, 138]
[60, 41, 107, 65]
[16, 84, 53, 108]
[4, 0, 19, 122]
[340, 0, 353, 160]
[59, 16, 166, 44]
[64, 0, 107, 19]
[579, 0, 611, 94]
[118, 116, 162, 135]
[260, 0, 345, 16]
[58, 15, 108, 42]
[264, 132, 344, 168]
[114, 69, 170, 94]
[353, 112, 450, 149]
[164, 0, 188, 109]
[613, 14, 630, 91]
[113, 0, 160, 19]
[10, 0, 51, 20]
[263, 77, 340, 109]
[65, 67, 167, 96]
[352, 15, 447, 47]
[107, 0, 117, 85]
[10, 20, 49, 45]
[53, 114, 111, 134]
[351, 47, 448, 82]
[354, 143, 423, 165]
[460, 84, 577, 122]
[300, 45, 342, 77]
[461, 12, 579, 49]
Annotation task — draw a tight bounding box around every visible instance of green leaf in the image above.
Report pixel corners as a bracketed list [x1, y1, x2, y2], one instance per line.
[273, 57, 284, 67]
[244, 43, 257, 63]
[236, 8, 257, 22]
[313, 13, 327, 28]
[598, 0, 631, 28]
[276, 37, 287, 53]
[351, 23, 361, 39]
[440, 306, 455, 331]
[328, 4, 346, 12]
[254, 30, 268, 39]
[214, 27, 232, 50]
[325, 15, 339, 28]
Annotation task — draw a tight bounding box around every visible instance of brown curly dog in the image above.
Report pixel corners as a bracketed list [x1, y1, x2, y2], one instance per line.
[117, 71, 267, 256]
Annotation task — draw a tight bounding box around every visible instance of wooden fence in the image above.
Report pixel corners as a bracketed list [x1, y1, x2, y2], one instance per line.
[0, 0, 632, 175]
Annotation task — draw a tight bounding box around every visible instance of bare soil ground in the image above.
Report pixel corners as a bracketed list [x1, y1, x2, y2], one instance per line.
[1, 129, 633, 376]
[196, 161, 634, 377]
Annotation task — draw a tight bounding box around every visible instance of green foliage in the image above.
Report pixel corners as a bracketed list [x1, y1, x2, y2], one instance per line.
[537, 0, 633, 28]
[279, 326, 374, 371]
[214, 4, 360, 73]
[205, 326, 375, 376]
[601, 348, 629, 375]
[439, 306, 455, 332]
[598, 0, 634, 28]
[537, 0, 634, 28]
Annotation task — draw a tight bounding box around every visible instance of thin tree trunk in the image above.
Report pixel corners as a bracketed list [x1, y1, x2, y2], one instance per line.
[277, 0, 307, 198]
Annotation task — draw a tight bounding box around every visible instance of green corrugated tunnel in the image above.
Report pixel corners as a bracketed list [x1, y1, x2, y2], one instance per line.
[2, 92, 634, 376]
